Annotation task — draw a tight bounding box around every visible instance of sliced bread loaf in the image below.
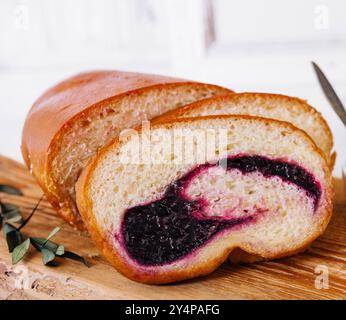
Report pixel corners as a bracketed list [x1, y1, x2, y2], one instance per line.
[159, 93, 334, 166]
[21, 70, 231, 229]
[76, 115, 333, 284]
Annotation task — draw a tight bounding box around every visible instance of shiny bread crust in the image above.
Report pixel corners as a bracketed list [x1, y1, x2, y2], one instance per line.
[76, 114, 333, 284]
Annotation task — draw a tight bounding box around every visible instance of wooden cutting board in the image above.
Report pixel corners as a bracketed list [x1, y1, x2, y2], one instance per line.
[0, 155, 345, 300]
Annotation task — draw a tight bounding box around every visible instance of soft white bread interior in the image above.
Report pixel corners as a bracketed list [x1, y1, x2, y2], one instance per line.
[76, 115, 333, 284]
[21, 70, 231, 229]
[160, 93, 334, 167]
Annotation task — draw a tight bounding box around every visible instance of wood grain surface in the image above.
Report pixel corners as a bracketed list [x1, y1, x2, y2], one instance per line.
[0, 155, 345, 300]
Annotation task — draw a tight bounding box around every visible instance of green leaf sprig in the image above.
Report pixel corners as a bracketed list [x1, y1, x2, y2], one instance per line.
[0, 184, 89, 267]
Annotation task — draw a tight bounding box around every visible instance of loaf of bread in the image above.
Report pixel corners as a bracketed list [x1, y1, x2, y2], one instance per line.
[76, 115, 333, 284]
[159, 93, 334, 167]
[21, 70, 232, 229]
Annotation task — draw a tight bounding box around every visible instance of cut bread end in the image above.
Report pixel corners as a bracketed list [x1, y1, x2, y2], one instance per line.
[76, 115, 333, 284]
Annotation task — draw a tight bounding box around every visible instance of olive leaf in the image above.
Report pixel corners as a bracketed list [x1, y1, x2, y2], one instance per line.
[31, 237, 87, 266]
[44, 227, 60, 244]
[30, 237, 60, 253]
[56, 245, 65, 256]
[0, 184, 23, 196]
[32, 226, 61, 251]
[62, 251, 89, 267]
[1, 203, 23, 223]
[12, 238, 30, 265]
[41, 247, 56, 265]
[1, 196, 42, 252]
[3, 223, 24, 253]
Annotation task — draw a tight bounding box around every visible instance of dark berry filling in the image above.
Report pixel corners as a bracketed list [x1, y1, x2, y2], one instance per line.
[122, 155, 321, 266]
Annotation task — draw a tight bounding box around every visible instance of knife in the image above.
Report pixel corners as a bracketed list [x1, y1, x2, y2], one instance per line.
[312, 61, 346, 127]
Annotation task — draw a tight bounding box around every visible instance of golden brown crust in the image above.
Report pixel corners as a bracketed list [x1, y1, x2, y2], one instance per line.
[158, 92, 334, 166]
[22, 70, 231, 229]
[76, 114, 333, 284]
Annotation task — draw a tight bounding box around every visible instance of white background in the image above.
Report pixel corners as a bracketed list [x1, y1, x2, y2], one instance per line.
[0, 0, 345, 176]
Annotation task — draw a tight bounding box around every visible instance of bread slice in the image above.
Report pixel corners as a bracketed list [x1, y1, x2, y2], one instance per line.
[21, 70, 232, 230]
[76, 115, 333, 284]
[159, 93, 334, 167]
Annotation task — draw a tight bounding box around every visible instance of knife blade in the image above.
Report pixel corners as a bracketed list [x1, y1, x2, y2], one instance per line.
[312, 61, 346, 127]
